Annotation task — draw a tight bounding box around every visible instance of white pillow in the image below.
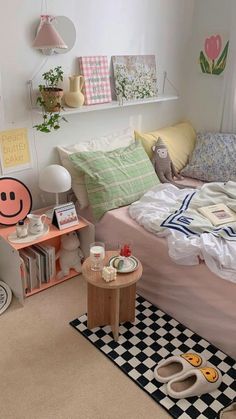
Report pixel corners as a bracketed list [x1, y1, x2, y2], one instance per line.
[57, 127, 135, 208]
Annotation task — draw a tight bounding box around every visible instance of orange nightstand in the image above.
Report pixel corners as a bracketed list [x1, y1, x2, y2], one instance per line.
[0, 208, 94, 304]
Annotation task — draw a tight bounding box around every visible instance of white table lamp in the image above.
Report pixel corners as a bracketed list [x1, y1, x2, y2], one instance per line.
[39, 165, 72, 213]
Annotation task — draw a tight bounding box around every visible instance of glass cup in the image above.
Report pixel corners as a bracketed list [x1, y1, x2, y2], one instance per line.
[90, 242, 105, 271]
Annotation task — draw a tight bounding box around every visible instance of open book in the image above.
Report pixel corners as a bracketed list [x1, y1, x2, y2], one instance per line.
[198, 204, 236, 226]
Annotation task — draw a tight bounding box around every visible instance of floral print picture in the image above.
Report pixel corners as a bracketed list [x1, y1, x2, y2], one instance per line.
[199, 34, 229, 75]
[112, 55, 158, 101]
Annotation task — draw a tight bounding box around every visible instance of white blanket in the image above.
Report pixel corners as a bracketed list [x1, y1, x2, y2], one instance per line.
[129, 182, 236, 283]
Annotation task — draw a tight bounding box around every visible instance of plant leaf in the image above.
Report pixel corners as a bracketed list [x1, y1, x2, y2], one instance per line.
[212, 41, 229, 75]
[199, 51, 211, 74]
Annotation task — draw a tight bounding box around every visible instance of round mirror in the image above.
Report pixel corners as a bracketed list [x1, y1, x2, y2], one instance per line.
[53, 16, 76, 54]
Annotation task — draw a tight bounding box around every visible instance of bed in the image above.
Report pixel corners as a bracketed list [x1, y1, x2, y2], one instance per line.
[58, 124, 236, 360]
[79, 197, 236, 360]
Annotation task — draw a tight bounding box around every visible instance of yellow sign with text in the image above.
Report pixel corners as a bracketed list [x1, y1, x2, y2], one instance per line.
[0, 128, 31, 172]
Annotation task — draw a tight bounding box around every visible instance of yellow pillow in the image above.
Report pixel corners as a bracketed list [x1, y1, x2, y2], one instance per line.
[135, 121, 196, 171]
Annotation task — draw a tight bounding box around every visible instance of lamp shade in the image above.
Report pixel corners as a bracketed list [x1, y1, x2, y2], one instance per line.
[39, 165, 71, 193]
[33, 15, 68, 50]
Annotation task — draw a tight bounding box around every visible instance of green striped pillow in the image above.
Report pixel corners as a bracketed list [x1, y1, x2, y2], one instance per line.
[69, 142, 159, 221]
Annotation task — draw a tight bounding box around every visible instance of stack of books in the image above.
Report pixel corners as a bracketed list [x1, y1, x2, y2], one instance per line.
[19, 244, 56, 295]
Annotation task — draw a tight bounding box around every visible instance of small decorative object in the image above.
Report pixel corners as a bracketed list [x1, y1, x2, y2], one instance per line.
[120, 243, 132, 257]
[32, 15, 68, 55]
[34, 66, 68, 133]
[0, 177, 32, 226]
[8, 224, 49, 244]
[109, 255, 139, 274]
[52, 202, 79, 230]
[0, 280, 12, 315]
[198, 204, 236, 226]
[27, 213, 47, 235]
[32, 15, 76, 56]
[102, 266, 117, 282]
[16, 220, 28, 238]
[89, 242, 105, 271]
[78, 56, 112, 105]
[112, 55, 158, 101]
[56, 231, 84, 279]
[199, 34, 229, 75]
[151, 138, 190, 189]
[64, 75, 85, 108]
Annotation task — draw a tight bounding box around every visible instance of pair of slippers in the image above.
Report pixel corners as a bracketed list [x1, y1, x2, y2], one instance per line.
[153, 352, 222, 399]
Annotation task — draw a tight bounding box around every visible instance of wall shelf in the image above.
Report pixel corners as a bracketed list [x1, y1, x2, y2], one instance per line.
[34, 94, 178, 116]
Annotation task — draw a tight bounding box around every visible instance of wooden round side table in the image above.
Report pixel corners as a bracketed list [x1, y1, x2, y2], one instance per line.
[82, 250, 143, 341]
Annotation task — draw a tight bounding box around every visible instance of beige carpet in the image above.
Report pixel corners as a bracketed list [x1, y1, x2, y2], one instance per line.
[0, 276, 171, 419]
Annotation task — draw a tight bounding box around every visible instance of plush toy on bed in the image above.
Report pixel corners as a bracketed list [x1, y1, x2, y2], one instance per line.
[152, 138, 190, 189]
[56, 232, 84, 279]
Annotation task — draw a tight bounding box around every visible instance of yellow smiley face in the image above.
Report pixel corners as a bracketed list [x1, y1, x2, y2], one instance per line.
[200, 367, 219, 383]
[181, 353, 203, 367]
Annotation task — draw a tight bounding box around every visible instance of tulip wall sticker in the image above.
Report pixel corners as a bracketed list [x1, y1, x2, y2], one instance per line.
[199, 34, 229, 75]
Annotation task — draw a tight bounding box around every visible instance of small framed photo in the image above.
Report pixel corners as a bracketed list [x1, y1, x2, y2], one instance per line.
[52, 202, 79, 230]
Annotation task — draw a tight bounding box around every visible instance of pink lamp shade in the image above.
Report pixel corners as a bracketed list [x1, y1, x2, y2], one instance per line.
[32, 15, 68, 50]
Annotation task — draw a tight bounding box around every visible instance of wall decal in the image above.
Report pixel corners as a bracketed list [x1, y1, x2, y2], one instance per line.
[199, 34, 229, 75]
[0, 128, 32, 174]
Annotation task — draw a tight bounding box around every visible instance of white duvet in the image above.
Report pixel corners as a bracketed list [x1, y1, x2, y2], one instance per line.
[129, 182, 236, 283]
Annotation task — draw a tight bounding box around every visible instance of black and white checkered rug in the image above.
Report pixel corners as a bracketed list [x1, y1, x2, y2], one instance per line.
[70, 295, 236, 419]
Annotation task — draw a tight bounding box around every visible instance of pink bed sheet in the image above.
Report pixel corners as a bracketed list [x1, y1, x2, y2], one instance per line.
[94, 206, 236, 359]
[77, 177, 235, 359]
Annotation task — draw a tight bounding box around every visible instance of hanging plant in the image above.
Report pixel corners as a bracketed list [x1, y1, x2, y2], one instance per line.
[34, 66, 68, 133]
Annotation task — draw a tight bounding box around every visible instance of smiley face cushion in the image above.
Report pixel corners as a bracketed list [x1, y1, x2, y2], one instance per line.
[153, 352, 207, 383]
[0, 177, 32, 226]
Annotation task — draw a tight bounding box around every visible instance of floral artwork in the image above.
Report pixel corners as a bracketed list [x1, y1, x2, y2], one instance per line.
[199, 34, 229, 75]
[112, 55, 158, 101]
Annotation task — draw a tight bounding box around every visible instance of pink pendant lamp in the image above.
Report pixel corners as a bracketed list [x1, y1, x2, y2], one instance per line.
[32, 15, 68, 52]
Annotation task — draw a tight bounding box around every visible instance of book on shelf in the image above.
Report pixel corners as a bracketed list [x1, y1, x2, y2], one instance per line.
[31, 245, 46, 283]
[20, 257, 28, 296]
[28, 247, 43, 288]
[32, 245, 50, 282]
[32, 244, 56, 282]
[78, 56, 112, 105]
[198, 203, 236, 226]
[19, 249, 38, 292]
[40, 244, 56, 280]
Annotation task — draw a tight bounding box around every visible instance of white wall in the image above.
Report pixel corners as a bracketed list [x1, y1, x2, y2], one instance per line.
[0, 0, 194, 208]
[183, 0, 232, 131]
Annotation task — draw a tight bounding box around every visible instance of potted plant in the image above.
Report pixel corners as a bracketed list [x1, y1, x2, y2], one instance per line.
[34, 66, 68, 133]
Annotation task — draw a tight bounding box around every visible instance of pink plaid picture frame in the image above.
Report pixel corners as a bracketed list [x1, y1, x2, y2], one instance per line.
[79, 56, 112, 105]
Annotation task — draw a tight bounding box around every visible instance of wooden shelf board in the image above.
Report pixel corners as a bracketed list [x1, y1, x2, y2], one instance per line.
[26, 269, 80, 297]
[0, 217, 88, 251]
[33, 95, 178, 116]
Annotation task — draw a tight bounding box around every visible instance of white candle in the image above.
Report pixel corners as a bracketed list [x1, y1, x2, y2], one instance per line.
[90, 243, 105, 271]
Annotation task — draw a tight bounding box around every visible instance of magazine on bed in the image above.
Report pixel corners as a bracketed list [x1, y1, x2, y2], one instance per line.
[198, 203, 236, 226]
